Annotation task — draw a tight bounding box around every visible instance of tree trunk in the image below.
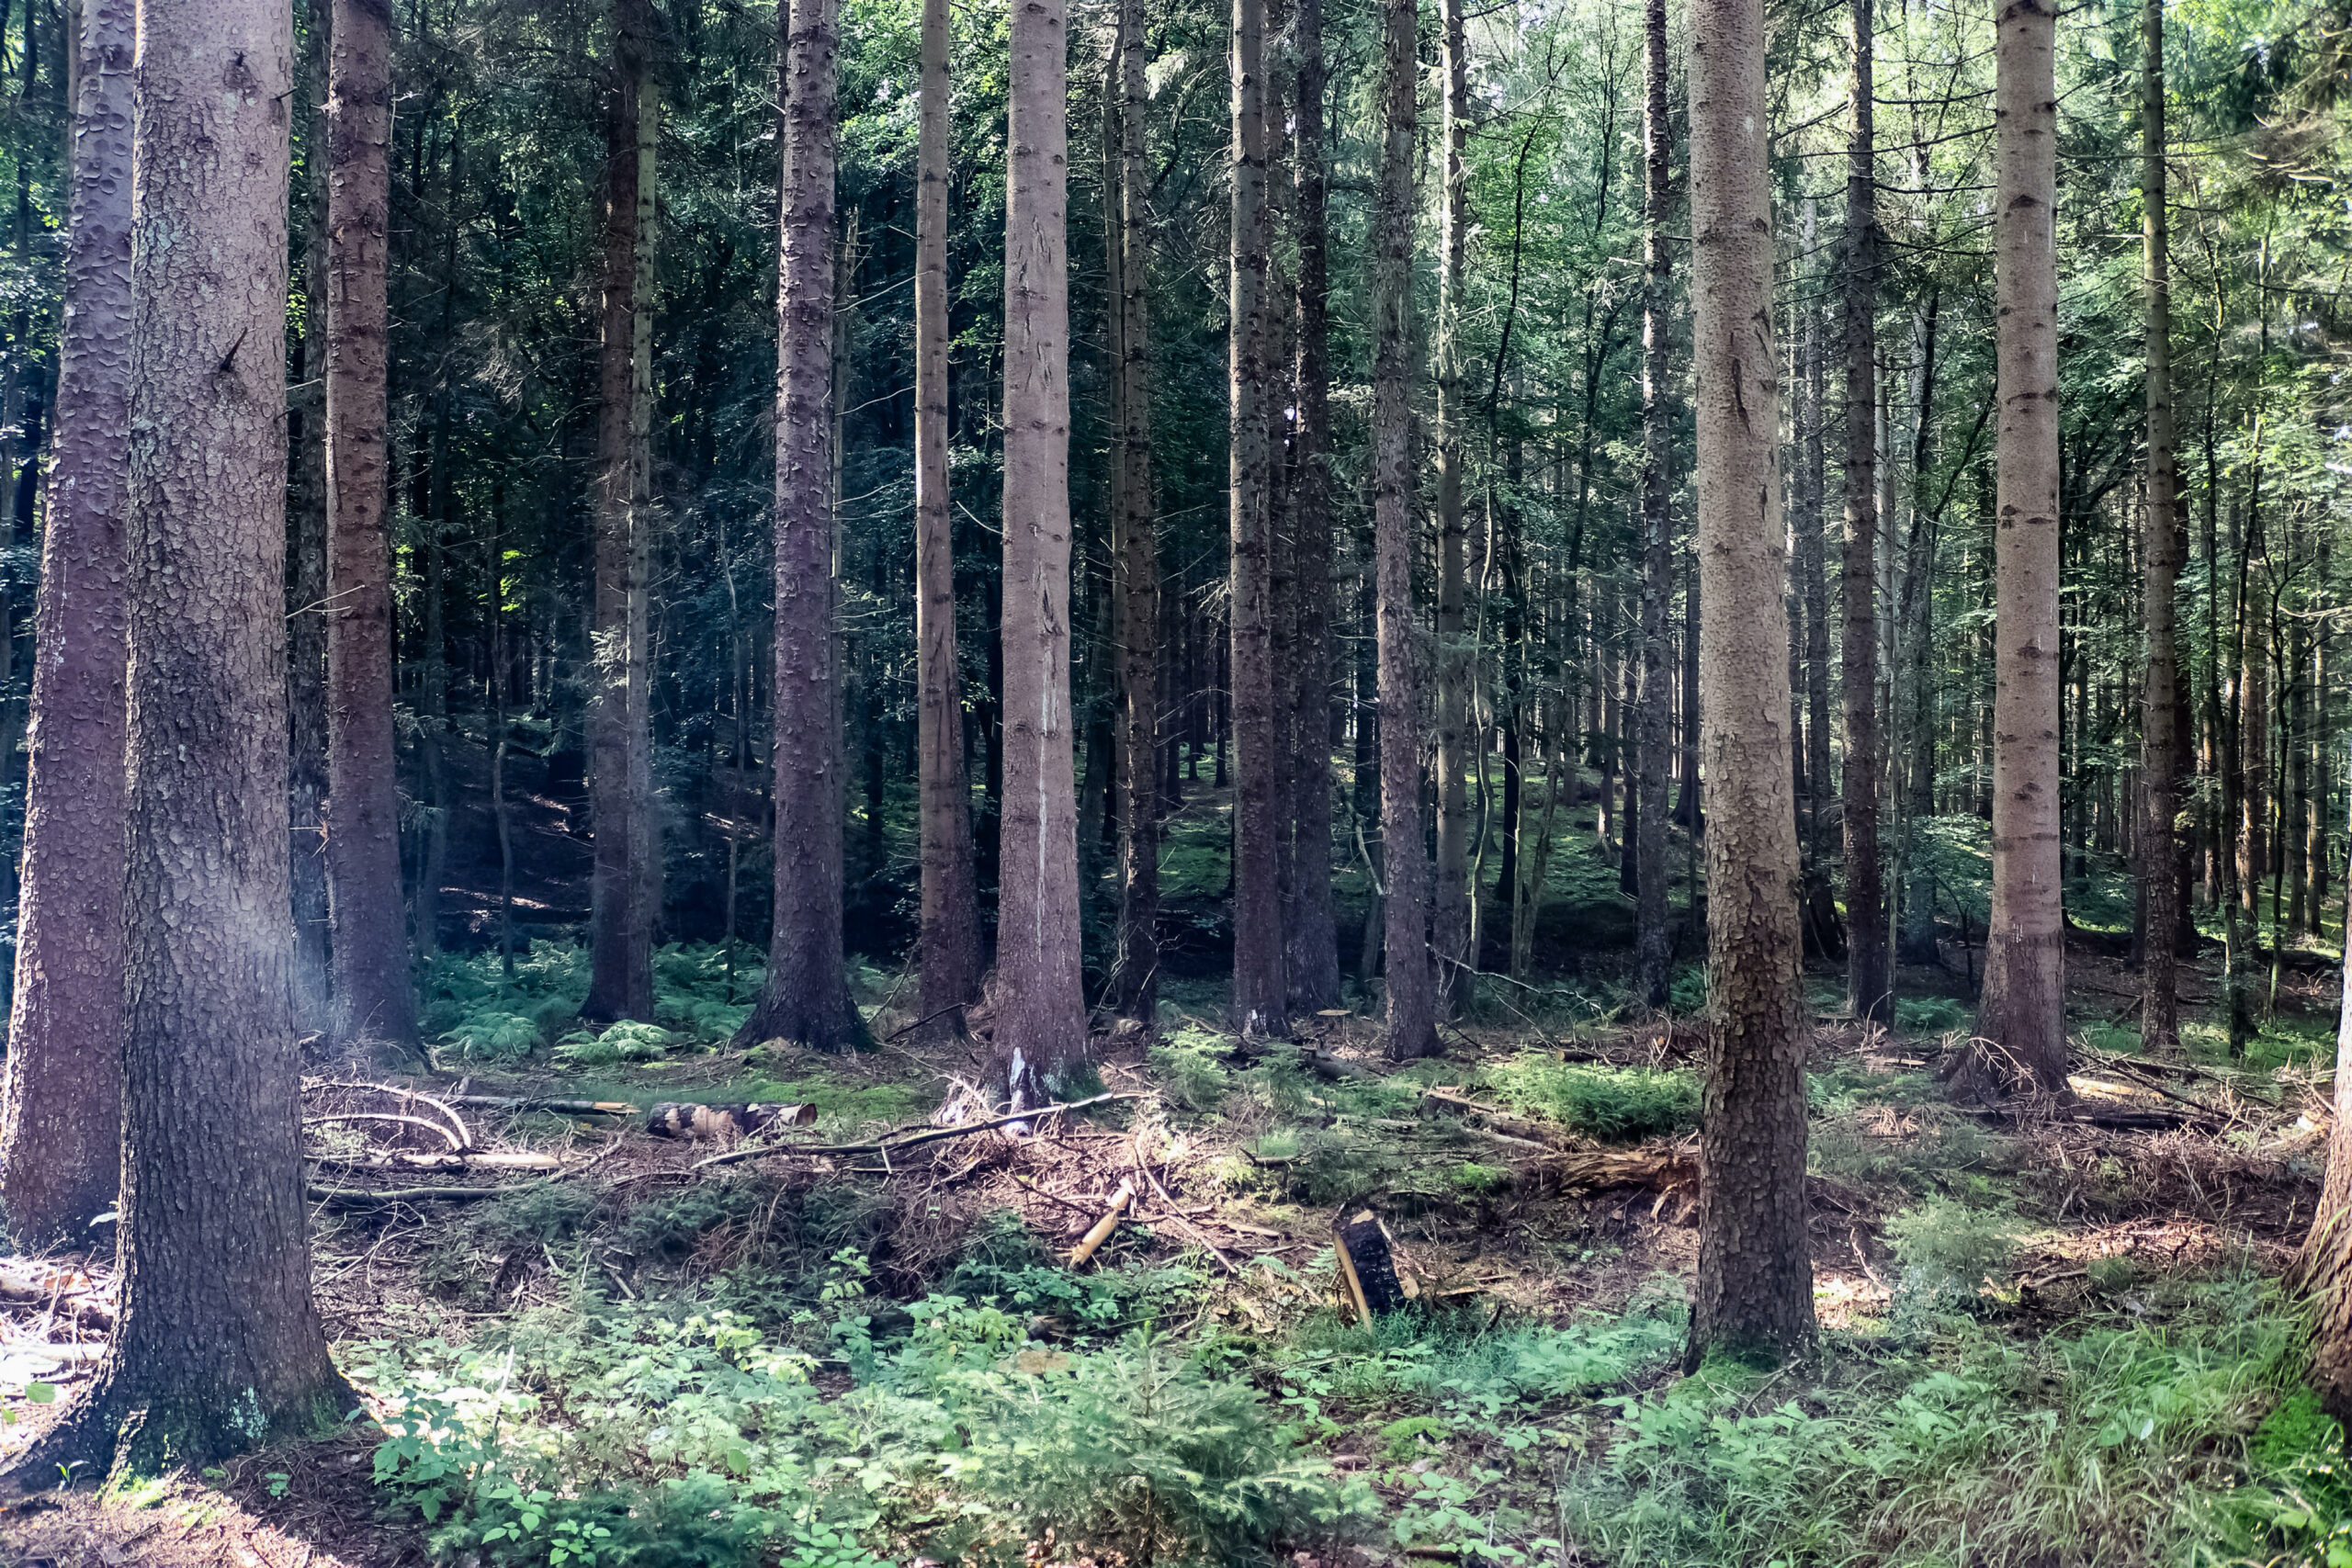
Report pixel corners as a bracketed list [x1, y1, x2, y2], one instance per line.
[2305, 778, 2352, 1426]
[991, 0, 1085, 1105]
[1374, 0, 1432, 1061]
[743, 0, 862, 1052]
[0, 0, 130, 1247]
[2138, 0, 2181, 1047]
[1969, 0, 2068, 1097]
[1801, 201, 1832, 871]
[1430, 0, 1471, 1005]
[7, 0, 351, 1472]
[1684, 0, 1815, 1371]
[322, 0, 417, 1051]
[1283, 0, 1339, 1011]
[584, 0, 656, 1023]
[1631, 0, 1672, 1012]
[1227, 0, 1283, 1034]
[1840, 0, 1888, 1025]
[626, 74, 662, 986]
[288, 0, 332, 1033]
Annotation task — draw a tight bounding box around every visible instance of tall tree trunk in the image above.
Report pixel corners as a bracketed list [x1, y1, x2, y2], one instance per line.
[1284, 0, 1339, 1010]
[1430, 0, 1471, 1003]
[626, 75, 662, 982]
[1970, 0, 2067, 1096]
[1802, 202, 1831, 869]
[743, 0, 862, 1051]
[2138, 0, 2181, 1047]
[1840, 0, 1888, 1024]
[7, 0, 351, 1471]
[991, 0, 1085, 1105]
[913, 0, 980, 1023]
[1631, 0, 1672, 1011]
[1108, 0, 1159, 1020]
[1227, 0, 1283, 1033]
[0, 0, 130, 1246]
[1684, 0, 1815, 1371]
[1374, 0, 1432, 1061]
[288, 0, 332, 1033]
[322, 0, 417, 1050]
[584, 0, 655, 1022]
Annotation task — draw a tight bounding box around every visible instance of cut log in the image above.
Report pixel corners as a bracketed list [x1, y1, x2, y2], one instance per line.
[446, 1094, 641, 1116]
[1069, 1179, 1135, 1266]
[645, 1102, 816, 1141]
[1333, 1207, 1407, 1321]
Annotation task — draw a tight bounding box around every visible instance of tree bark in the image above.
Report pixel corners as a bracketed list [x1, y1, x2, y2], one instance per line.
[1430, 0, 1471, 1004]
[1684, 0, 1815, 1370]
[1969, 0, 2068, 1097]
[0, 0, 130, 1247]
[2138, 0, 2180, 1050]
[742, 0, 862, 1052]
[1631, 0, 1672, 1012]
[288, 0, 332, 1033]
[1840, 0, 1888, 1024]
[1373, 0, 1432, 1061]
[6, 0, 351, 1472]
[1283, 0, 1339, 1012]
[322, 0, 416, 1052]
[583, 0, 656, 1024]
[990, 0, 1086, 1105]
[2305, 780, 2352, 1425]
[1227, 0, 1283, 1034]
[1801, 202, 1831, 874]
[913, 0, 980, 1025]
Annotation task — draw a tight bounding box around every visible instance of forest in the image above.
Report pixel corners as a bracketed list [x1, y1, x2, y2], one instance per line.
[0, 0, 2346, 1556]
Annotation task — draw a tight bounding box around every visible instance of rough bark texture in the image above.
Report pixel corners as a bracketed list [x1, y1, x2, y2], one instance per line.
[288, 0, 333, 1032]
[914, 0, 981, 1025]
[1631, 0, 1672, 1013]
[0, 0, 130, 1247]
[991, 0, 1086, 1106]
[1970, 0, 2069, 1097]
[744, 0, 862, 1052]
[1430, 0, 1471, 1001]
[1800, 201, 1832, 871]
[2307, 788, 2352, 1425]
[1283, 0, 1339, 1013]
[1373, 0, 1432, 1062]
[625, 80, 661, 990]
[1109, 0, 1159, 1020]
[322, 0, 416, 1050]
[8, 0, 352, 1472]
[1684, 0, 1816, 1370]
[2138, 0, 2181, 1053]
[1227, 0, 1283, 1035]
[583, 0, 655, 1024]
[1840, 0, 1888, 1025]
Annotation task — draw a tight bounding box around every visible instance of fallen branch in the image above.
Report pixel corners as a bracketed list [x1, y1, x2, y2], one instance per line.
[443, 1094, 642, 1117]
[311, 1150, 566, 1174]
[305, 1080, 474, 1148]
[305, 1111, 464, 1151]
[1132, 1154, 1240, 1276]
[308, 1181, 537, 1206]
[692, 1091, 1148, 1172]
[1421, 1087, 1580, 1150]
[1069, 1179, 1135, 1266]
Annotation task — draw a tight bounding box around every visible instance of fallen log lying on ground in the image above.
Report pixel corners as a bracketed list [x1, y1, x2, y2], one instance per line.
[646, 1102, 815, 1141]
[692, 1090, 1148, 1171]
[1420, 1087, 1582, 1150]
[445, 1094, 641, 1117]
[311, 1150, 566, 1175]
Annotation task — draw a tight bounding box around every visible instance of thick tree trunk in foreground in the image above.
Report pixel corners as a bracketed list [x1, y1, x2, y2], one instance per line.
[1969, 0, 2068, 1096]
[990, 0, 1085, 1105]
[322, 0, 417, 1050]
[1840, 0, 1888, 1025]
[1374, 0, 1433, 1062]
[583, 0, 655, 1024]
[1283, 0, 1340, 1012]
[1227, 0, 1283, 1034]
[1109, 0, 1159, 1021]
[6, 0, 350, 1472]
[2306, 783, 2352, 1424]
[913, 0, 981, 1025]
[1684, 0, 1815, 1370]
[2138, 0, 2181, 1053]
[1430, 0, 1471, 1003]
[743, 0, 862, 1052]
[1631, 0, 1672, 1013]
[0, 0, 131, 1246]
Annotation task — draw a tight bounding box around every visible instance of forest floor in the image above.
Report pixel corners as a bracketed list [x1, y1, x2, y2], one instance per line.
[1, 832, 2346, 1565]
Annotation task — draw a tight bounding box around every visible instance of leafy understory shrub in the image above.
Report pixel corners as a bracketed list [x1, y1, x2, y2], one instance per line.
[1149, 1026, 1235, 1113]
[1885, 1199, 2021, 1315]
[1492, 1063, 1699, 1143]
[558, 1020, 680, 1067]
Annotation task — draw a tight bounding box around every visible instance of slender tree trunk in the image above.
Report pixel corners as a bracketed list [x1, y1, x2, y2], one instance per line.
[1374, 0, 1432, 1061]
[6, 0, 351, 1472]
[1631, 0, 1672, 1011]
[1429, 0, 1471, 1004]
[1970, 0, 2068, 1096]
[1684, 0, 1815, 1371]
[1105, 0, 1159, 1020]
[2138, 0, 2181, 1047]
[288, 0, 332, 1033]
[1677, 540, 1703, 834]
[1841, 0, 1888, 1024]
[743, 0, 861, 1051]
[912, 0, 980, 1024]
[1227, 0, 1283, 1033]
[626, 76, 661, 981]
[1284, 0, 1339, 1010]
[322, 0, 417, 1050]
[0, 0, 130, 1246]
[584, 0, 655, 1022]
[991, 0, 1085, 1104]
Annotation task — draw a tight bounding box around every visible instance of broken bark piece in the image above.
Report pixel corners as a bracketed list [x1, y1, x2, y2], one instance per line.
[645, 1102, 817, 1140]
[1332, 1207, 1407, 1322]
[1069, 1179, 1136, 1266]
